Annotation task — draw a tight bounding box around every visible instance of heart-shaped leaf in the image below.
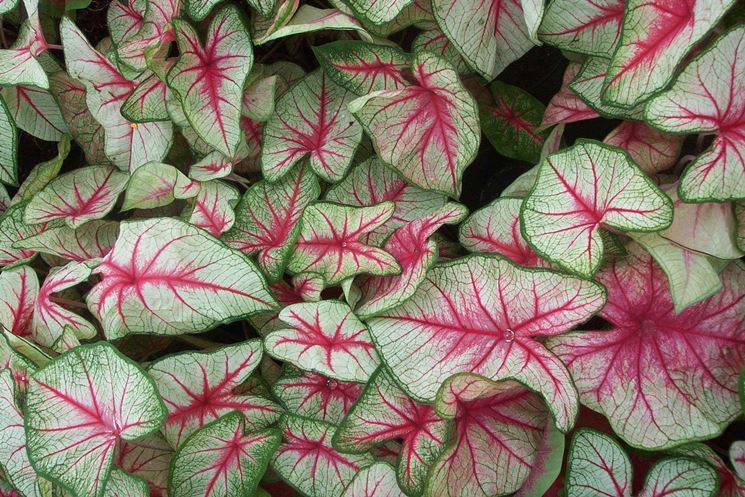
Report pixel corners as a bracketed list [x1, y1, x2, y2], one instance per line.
[351, 50, 480, 197]
[168, 411, 281, 497]
[265, 300, 380, 382]
[25, 342, 166, 497]
[603, 122, 683, 174]
[549, 245, 745, 449]
[1, 86, 67, 142]
[184, 180, 239, 237]
[167, 6, 253, 157]
[646, 26, 745, 201]
[367, 254, 605, 431]
[86, 217, 277, 339]
[521, 140, 673, 278]
[262, 70, 362, 182]
[148, 340, 281, 447]
[122, 162, 198, 211]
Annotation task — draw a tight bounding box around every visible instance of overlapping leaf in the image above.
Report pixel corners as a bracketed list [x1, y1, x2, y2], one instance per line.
[272, 371, 362, 424]
[14, 221, 119, 263]
[341, 462, 406, 497]
[0, 265, 38, 337]
[538, 0, 625, 55]
[185, 180, 239, 237]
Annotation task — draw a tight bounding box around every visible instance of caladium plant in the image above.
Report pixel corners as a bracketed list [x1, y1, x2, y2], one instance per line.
[1, 0, 745, 495]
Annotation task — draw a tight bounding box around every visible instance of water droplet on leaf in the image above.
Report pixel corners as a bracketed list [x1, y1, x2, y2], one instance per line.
[503, 329, 515, 343]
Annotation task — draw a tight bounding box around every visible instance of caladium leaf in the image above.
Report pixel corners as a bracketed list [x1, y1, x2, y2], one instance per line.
[367, 254, 605, 431]
[350, 50, 480, 197]
[87, 218, 276, 339]
[25, 342, 166, 497]
[121, 73, 171, 123]
[325, 157, 447, 243]
[671, 443, 745, 497]
[341, 462, 406, 497]
[548, 245, 745, 449]
[167, 6, 253, 157]
[272, 371, 362, 424]
[566, 429, 719, 497]
[0, 203, 44, 269]
[541, 63, 600, 128]
[189, 151, 234, 182]
[104, 469, 148, 497]
[12, 137, 71, 206]
[288, 202, 399, 286]
[410, 29, 469, 75]
[426, 373, 550, 497]
[168, 411, 281, 497]
[272, 415, 376, 497]
[107, 0, 145, 46]
[313, 41, 410, 95]
[265, 300, 380, 382]
[515, 421, 565, 497]
[0, 184, 8, 214]
[122, 162, 198, 211]
[257, 6, 373, 44]
[521, 140, 673, 278]
[0, 368, 43, 497]
[431, 0, 533, 80]
[0, 265, 38, 337]
[353, 202, 468, 319]
[32, 261, 96, 347]
[646, 26, 745, 201]
[24, 166, 128, 228]
[0, 86, 67, 142]
[262, 70, 362, 182]
[13, 221, 119, 263]
[480, 81, 547, 163]
[538, 0, 625, 56]
[148, 340, 281, 447]
[223, 166, 320, 281]
[292, 273, 324, 302]
[731, 442, 745, 480]
[0, 99, 18, 187]
[570, 57, 644, 120]
[602, 0, 736, 108]
[459, 197, 546, 268]
[342, 0, 412, 25]
[185, 180, 239, 237]
[116, 433, 173, 497]
[115, 0, 180, 72]
[603, 121, 683, 174]
[334, 368, 448, 496]
[61, 18, 172, 172]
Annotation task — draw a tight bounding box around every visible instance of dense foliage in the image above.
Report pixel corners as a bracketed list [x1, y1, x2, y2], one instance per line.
[0, 0, 744, 496]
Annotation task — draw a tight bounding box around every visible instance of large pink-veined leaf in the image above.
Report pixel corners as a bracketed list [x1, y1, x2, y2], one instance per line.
[459, 197, 547, 268]
[23, 166, 128, 228]
[645, 26, 745, 201]
[350, 50, 479, 197]
[32, 261, 96, 348]
[411, 29, 470, 75]
[0, 368, 44, 497]
[0, 265, 38, 337]
[341, 462, 406, 497]
[521, 139, 673, 278]
[148, 340, 281, 448]
[291, 273, 324, 302]
[0, 98, 18, 187]
[265, 300, 380, 382]
[548, 244, 745, 449]
[13, 220, 119, 263]
[167, 6, 252, 157]
[480, 80, 547, 163]
[425, 373, 550, 497]
[367, 254, 605, 431]
[272, 371, 362, 424]
[121, 162, 199, 211]
[272, 415, 376, 497]
[116, 0, 180, 72]
[671, 443, 745, 497]
[538, 0, 625, 55]
[60, 18, 172, 172]
[116, 433, 173, 497]
[121, 72, 172, 123]
[107, 0, 145, 46]
[325, 157, 447, 244]
[603, 121, 683, 174]
[0, 19, 48, 90]
[0, 85, 68, 142]
[352, 202, 468, 319]
[334, 368, 448, 496]
[0, 203, 44, 268]
[262, 70, 362, 182]
[602, 0, 736, 108]
[169, 411, 281, 497]
[431, 0, 533, 80]
[86, 217, 276, 339]
[541, 63, 600, 129]
[223, 166, 319, 281]
[570, 57, 644, 119]
[185, 180, 239, 237]
[25, 342, 166, 497]
[313, 40, 410, 95]
[189, 151, 234, 181]
[566, 429, 719, 497]
[48, 72, 108, 167]
[287, 201, 399, 286]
